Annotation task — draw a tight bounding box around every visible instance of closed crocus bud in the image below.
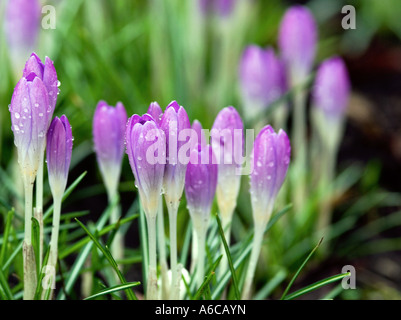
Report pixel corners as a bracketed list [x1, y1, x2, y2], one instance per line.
[185, 144, 218, 226]
[46, 115, 73, 199]
[250, 126, 291, 225]
[9, 72, 51, 182]
[211, 107, 243, 220]
[312, 56, 350, 120]
[93, 101, 127, 197]
[214, 0, 235, 17]
[5, 0, 41, 71]
[278, 5, 317, 86]
[159, 101, 191, 206]
[126, 114, 166, 218]
[240, 46, 287, 119]
[147, 101, 163, 126]
[23, 53, 59, 121]
[312, 56, 350, 152]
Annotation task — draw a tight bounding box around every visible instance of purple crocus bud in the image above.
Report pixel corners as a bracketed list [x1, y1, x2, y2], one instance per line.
[126, 114, 166, 218]
[185, 144, 218, 220]
[9, 73, 51, 182]
[214, 0, 235, 17]
[46, 115, 73, 199]
[4, 0, 41, 70]
[250, 126, 291, 224]
[278, 5, 317, 86]
[211, 107, 244, 218]
[312, 56, 350, 120]
[93, 101, 127, 196]
[23, 53, 59, 121]
[159, 101, 191, 206]
[147, 101, 163, 125]
[239, 46, 287, 118]
[191, 119, 207, 147]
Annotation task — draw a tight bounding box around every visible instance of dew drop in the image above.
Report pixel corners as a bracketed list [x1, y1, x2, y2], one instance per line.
[24, 108, 29, 113]
[34, 103, 39, 108]
[49, 91, 53, 96]
[13, 125, 20, 131]
[267, 175, 271, 180]
[57, 80, 61, 87]
[269, 161, 274, 167]
[39, 113, 44, 117]
[256, 160, 262, 167]
[137, 156, 142, 161]
[15, 112, 20, 119]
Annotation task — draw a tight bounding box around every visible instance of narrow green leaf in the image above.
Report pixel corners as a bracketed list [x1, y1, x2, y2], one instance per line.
[283, 272, 350, 300]
[138, 201, 148, 290]
[31, 217, 41, 279]
[193, 255, 222, 300]
[0, 268, 13, 300]
[254, 268, 287, 300]
[215, 213, 240, 300]
[34, 246, 51, 300]
[75, 218, 137, 300]
[280, 237, 323, 300]
[84, 282, 141, 300]
[0, 209, 14, 266]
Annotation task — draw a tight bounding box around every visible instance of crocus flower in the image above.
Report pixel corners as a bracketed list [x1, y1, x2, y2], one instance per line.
[239, 46, 287, 119]
[278, 5, 317, 86]
[159, 101, 191, 206]
[199, 0, 235, 17]
[93, 101, 127, 197]
[312, 56, 350, 121]
[250, 126, 291, 224]
[210, 106, 243, 220]
[4, 0, 41, 71]
[185, 143, 218, 287]
[9, 68, 52, 183]
[126, 114, 166, 218]
[46, 115, 73, 199]
[242, 125, 291, 300]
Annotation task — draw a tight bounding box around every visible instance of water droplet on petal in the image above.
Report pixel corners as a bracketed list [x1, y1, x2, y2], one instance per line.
[267, 175, 271, 180]
[34, 103, 39, 108]
[39, 113, 44, 117]
[269, 161, 275, 167]
[257, 160, 262, 167]
[15, 113, 20, 119]
[24, 108, 28, 113]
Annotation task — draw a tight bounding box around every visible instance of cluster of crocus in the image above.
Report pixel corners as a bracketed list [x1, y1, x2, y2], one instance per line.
[122, 99, 291, 300]
[9, 53, 73, 299]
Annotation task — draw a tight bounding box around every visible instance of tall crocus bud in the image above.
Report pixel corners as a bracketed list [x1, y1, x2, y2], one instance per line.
[4, 0, 41, 73]
[126, 113, 166, 300]
[278, 5, 317, 86]
[185, 144, 218, 287]
[311, 57, 351, 235]
[243, 125, 291, 299]
[211, 106, 243, 226]
[93, 101, 127, 198]
[46, 116, 73, 199]
[147, 101, 163, 126]
[239, 46, 286, 120]
[9, 70, 51, 183]
[46, 115, 73, 287]
[159, 100, 191, 299]
[199, 0, 235, 17]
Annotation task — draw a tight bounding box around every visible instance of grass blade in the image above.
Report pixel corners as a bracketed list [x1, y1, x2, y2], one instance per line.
[0, 209, 14, 266]
[0, 268, 13, 300]
[75, 218, 138, 300]
[84, 281, 141, 300]
[215, 212, 240, 300]
[193, 255, 222, 300]
[280, 237, 323, 300]
[283, 272, 350, 300]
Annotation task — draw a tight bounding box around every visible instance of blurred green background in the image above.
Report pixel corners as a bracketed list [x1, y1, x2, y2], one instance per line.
[1, 0, 401, 300]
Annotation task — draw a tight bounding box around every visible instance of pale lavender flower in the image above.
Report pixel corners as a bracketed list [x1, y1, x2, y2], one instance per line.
[93, 101, 127, 196]
[46, 115, 73, 198]
[147, 101, 163, 126]
[125, 113, 166, 218]
[210, 106, 243, 218]
[192, 119, 207, 147]
[278, 5, 317, 86]
[312, 56, 350, 119]
[159, 101, 191, 205]
[250, 126, 291, 224]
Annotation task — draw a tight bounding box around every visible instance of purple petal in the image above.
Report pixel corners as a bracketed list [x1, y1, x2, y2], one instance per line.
[147, 102, 163, 125]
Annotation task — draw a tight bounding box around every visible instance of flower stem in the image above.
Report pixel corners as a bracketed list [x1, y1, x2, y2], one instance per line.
[157, 197, 169, 299]
[241, 226, 264, 300]
[49, 195, 62, 270]
[146, 215, 158, 300]
[23, 177, 37, 300]
[167, 200, 181, 299]
[195, 227, 206, 289]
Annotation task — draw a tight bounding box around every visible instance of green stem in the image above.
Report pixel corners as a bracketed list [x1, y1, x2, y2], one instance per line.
[157, 197, 169, 299]
[241, 226, 264, 300]
[35, 157, 44, 270]
[49, 196, 62, 270]
[195, 227, 206, 289]
[146, 215, 158, 300]
[167, 201, 180, 299]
